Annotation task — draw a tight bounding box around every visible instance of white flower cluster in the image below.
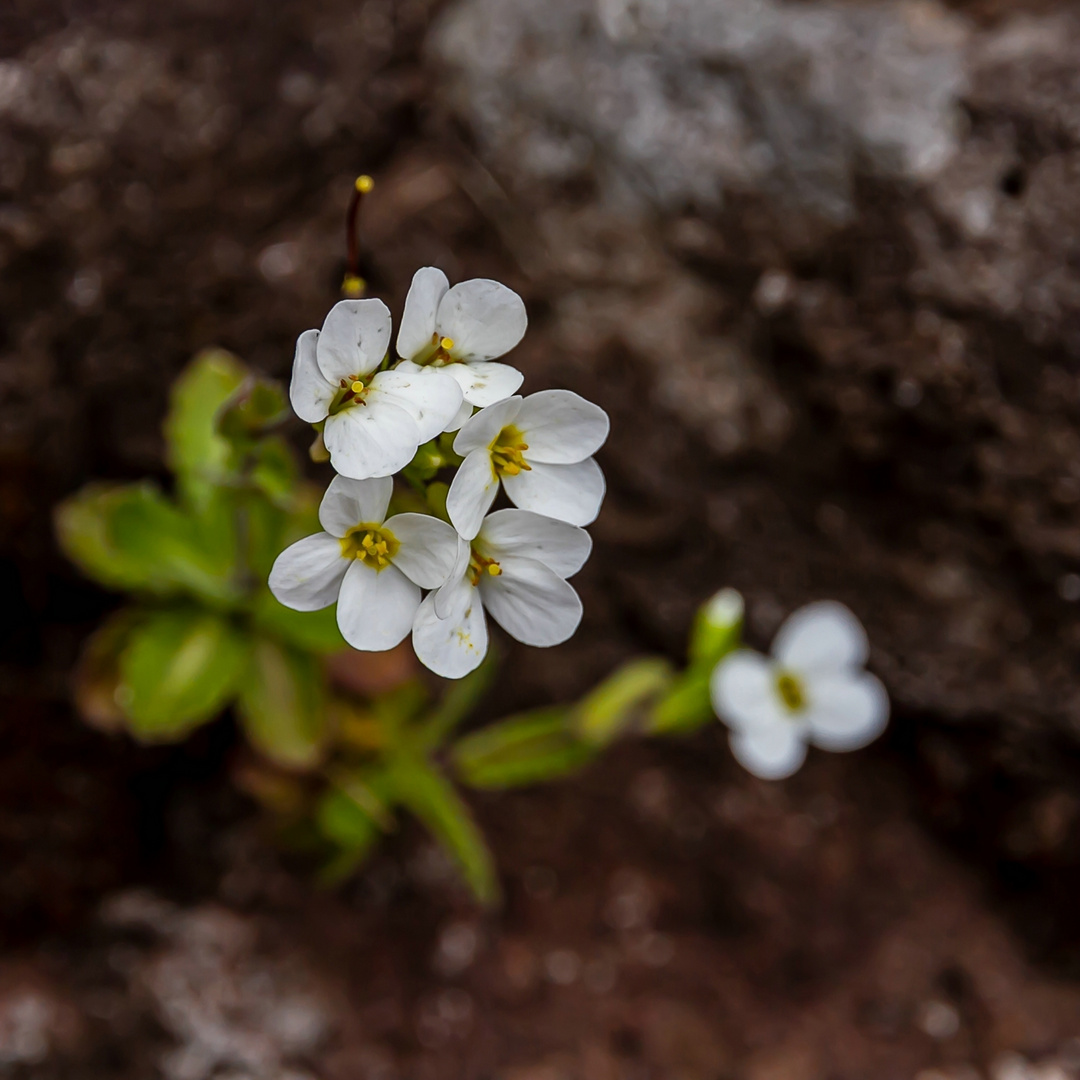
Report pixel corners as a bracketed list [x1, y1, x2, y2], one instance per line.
[270, 268, 608, 678]
[710, 601, 889, 779]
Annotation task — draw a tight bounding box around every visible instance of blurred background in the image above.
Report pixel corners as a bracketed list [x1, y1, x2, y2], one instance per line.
[2, 0, 1080, 1076]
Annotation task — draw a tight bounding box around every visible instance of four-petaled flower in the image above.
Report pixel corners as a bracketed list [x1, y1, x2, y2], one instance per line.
[445, 391, 609, 539]
[290, 299, 463, 480]
[396, 267, 527, 410]
[269, 475, 460, 652]
[709, 601, 888, 779]
[412, 510, 592, 678]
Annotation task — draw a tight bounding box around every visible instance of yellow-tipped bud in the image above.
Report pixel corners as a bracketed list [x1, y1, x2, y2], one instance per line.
[341, 273, 365, 298]
[440, 336, 455, 350]
[351, 380, 364, 393]
[355, 174, 374, 193]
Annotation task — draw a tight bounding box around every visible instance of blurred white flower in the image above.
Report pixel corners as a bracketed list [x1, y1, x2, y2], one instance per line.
[289, 299, 463, 479]
[396, 266, 527, 410]
[445, 391, 609, 539]
[269, 475, 459, 652]
[709, 601, 888, 779]
[412, 509, 592, 678]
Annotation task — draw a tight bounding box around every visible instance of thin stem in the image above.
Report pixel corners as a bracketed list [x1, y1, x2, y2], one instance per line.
[342, 174, 374, 298]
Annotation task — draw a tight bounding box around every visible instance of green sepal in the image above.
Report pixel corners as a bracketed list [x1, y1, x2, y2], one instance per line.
[453, 707, 595, 789]
[688, 588, 744, 667]
[116, 607, 248, 740]
[571, 657, 675, 746]
[237, 637, 328, 769]
[425, 481, 450, 523]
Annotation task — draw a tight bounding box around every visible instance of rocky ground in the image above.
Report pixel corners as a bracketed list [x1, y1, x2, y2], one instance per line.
[1, 0, 1080, 1076]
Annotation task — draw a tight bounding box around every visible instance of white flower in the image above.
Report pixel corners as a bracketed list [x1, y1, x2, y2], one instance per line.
[269, 475, 460, 652]
[412, 509, 592, 678]
[444, 391, 609, 539]
[289, 298, 464, 480]
[709, 601, 889, 780]
[396, 266, 527, 410]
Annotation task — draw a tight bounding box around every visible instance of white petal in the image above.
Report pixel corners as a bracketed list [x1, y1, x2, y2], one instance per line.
[336, 560, 419, 652]
[804, 672, 889, 752]
[316, 298, 392, 383]
[412, 590, 489, 679]
[323, 398, 420, 480]
[500, 457, 605, 526]
[772, 601, 869, 675]
[442, 361, 524, 407]
[268, 533, 348, 612]
[396, 266, 448, 362]
[373, 363, 463, 443]
[434, 542, 473, 621]
[436, 279, 527, 362]
[289, 329, 333, 423]
[514, 389, 610, 464]
[445, 448, 499, 540]
[452, 396, 522, 456]
[443, 398, 474, 434]
[384, 512, 461, 589]
[729, 724, 808, 780]
[318, 475, 392, 537]
[480, 554, 583, 647]
[709, 650, 789, 731]
[478, 509, 592, 578]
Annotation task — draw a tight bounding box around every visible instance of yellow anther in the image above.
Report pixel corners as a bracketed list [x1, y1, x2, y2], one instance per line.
[361, 533, 375, 549]
[440, 336, 455, 350]
[351, 380, 365, 393]
[487, 563, 502, 576]
[355, 175, 374, 193]
[375, 541, 388, 555]
[501, 462, 521, 475]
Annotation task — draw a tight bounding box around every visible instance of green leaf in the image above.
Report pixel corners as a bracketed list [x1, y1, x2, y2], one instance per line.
[217, 376, 289, 443]
[250, 436, 298, 507]
[117, 608, 248, 739]
[73, 606, 147, 732]
[453, 707, 595, 789]
[417, 650, 498, 751]
[647, 669, 714, 735]
[237, 638, 328, 769]
[571, 657, 675, 746]
[249, 589, 346, 653]
[56, 483, 241, 604]
[164, 349, 248, 508]
[390, 754, 499, 906]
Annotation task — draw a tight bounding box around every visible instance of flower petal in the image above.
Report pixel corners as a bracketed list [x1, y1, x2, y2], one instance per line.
[397, 266, 448, 362]
[412, 590, 489, 679]
[436, 279, 527, 362]
[515, 389, 610, 463]
[729, 724, 808, 780]
[289, 329, 334, 423]
[500, 457, 606, 526]
[323, 398, 420, 480]
[443, 361, 524, 408]
[443, 398, 474, 434]
[373, 363, 463, 443]
[446, 447, 500, 540]
[772, 601, 869, 675]
[318, 475, 392, 537]
[336, 560, 419, 652]
[452, 396, 522, 456]
[709, 650, 789, 731]
[434, 542, 473, 621]
[316, 298, 392, 383]
[384, 512, 461, 589]
[268, 533, 348, 612]
[804, 672, 889, 752]
[480, 554, 583, 647]
[478, 509, 592, 578]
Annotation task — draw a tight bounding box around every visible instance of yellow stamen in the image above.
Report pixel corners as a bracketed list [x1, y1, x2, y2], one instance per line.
[341, 525, 400, 570]
[355, 174, 374, 193]
[440, 336, 455, 350]
[775, 671, 806, 713]
[351, 380, 365, 393]
[488, 563, 502, 576]
[341, 273, 366, 298]
[489, 424, 532, 477]
[467, 547, 502, 585]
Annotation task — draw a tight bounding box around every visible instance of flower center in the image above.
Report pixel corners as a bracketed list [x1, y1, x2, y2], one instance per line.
[467, 547, 503, 586]
[328, 374, 371, 415]
[490, 424, 531, 477]
[775, 671, 806, 714]
[415, 333, 462, 367]
[340, 524, 399, 570]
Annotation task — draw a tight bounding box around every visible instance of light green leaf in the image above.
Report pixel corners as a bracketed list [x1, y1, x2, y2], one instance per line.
[117, 608, 248, 739]
[217, 377, 289, 443]
[165, 349, 248, 508]
[571, 657, 675, 746]
[453, 707, 595, 789]
[250, 436, 298, 507]
[390, 754, 499, 906]
[249, 589, 346, 653]
[237, 638, 328, 769]
[647, 669, 713, 735]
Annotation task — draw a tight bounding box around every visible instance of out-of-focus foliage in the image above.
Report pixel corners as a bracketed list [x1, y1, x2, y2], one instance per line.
[57, 351, 747, 904]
